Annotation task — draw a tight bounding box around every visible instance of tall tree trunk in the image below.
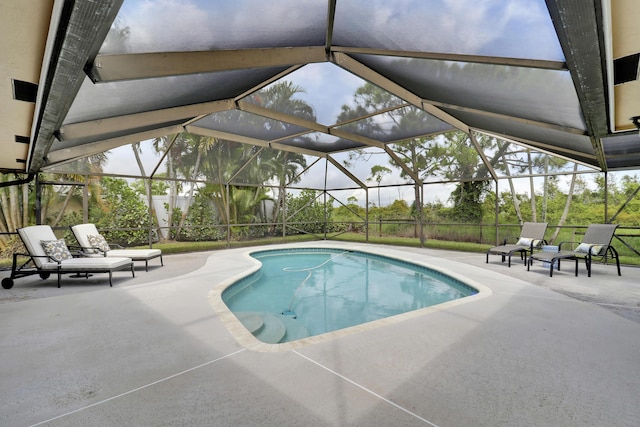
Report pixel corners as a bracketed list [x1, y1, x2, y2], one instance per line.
[132, 144, 163, 241]
[0, 194, 9, 250]
[9, 186, 20, 230]
[550, 164, 579, 243]
[176, 150, 202, 237]
[51, 187, 74, 227]
[542, 157, 549, 221]
[502, 155, 523, 223]
[22, 183, 29, 227]
[167, 155, 176, 239]
[528, 149, 537, 221]
[0, 187, 14, 232]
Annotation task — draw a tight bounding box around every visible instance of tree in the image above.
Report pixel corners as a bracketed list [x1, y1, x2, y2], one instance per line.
[339, 83, 448, 235]
[189, 81, 312, 232]
[282, 190, 333, 235]
[0, 174, 31, 253]
[93, 177, 149, 245]
[175, 134, 216, 237]
[152, 133, 190, 238]
[131, 178, 169, 196]
[368, 165, 391, 208]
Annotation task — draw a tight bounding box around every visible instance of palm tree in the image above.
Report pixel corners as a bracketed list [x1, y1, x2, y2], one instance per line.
[43, 153, 108, 227]
[174, 134, 216, 237]
[192, 81, 313, 231]
[152, 133, 189, 238]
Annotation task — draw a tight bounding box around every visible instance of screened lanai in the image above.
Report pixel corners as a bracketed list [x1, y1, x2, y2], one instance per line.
[2, 0, 640, 250]
[3, 0, 640, 172]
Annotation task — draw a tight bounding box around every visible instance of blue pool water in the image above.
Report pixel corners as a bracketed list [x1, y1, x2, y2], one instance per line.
[222, 248, 478, 344]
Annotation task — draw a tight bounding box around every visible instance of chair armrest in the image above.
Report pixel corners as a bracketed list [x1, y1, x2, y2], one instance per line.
[12, 252, 31, 258]
[529, 239, 547, 251]
[592, 244, 618, 257]
[69, 244, 107, 256]
[68, 244, 92, 251]
[31, 254, 62, 264]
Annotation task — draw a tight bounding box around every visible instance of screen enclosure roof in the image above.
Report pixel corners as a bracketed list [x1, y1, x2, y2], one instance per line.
[2, 0, 640, 177]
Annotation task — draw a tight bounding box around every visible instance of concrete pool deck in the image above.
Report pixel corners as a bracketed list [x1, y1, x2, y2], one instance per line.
[1, 241, 639, 426]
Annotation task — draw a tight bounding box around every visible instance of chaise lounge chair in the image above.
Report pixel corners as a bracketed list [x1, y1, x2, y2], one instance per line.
[71, 223, 163, 272]
[527, 224, 621, 277]
[1, 225, 134, 289]
[486, 222, 548, 267]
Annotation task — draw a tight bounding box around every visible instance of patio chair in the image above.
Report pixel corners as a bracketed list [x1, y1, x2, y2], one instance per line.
[527, 224, 621, 277]
[486, 222, 548, 267]
[1, 225, 134, 289]
[70, 223, 163, 272]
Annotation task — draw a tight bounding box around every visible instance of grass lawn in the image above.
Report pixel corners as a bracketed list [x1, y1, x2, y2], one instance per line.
[2, 232, 639, 268]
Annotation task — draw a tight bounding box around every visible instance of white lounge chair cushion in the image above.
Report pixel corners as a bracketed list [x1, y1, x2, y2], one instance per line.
[38, 256, 133, 271]
[18, 225, 61, 268]
[107, 249, 161, 260]
[81, 248, 161, 260]
[72, 223, 161, 261]
[19, 225, 133, 270]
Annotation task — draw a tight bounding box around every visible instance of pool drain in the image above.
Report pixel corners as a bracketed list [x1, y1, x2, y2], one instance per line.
[281, 310, 297, 319]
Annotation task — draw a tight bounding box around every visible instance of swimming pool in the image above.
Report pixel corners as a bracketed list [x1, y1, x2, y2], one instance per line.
[221, 248, 479, 345]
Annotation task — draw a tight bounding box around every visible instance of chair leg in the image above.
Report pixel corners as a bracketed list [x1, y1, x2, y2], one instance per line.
[145, 260, 149, 272]
[109, 271, 113, 287]
[160, 255, 163, 266]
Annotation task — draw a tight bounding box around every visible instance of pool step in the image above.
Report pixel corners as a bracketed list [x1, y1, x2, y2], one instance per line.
[235, 312, 263, 334]
[255, 313, 287, 343]
[235, 311, 310, 344]
[280, 316, 310, 342]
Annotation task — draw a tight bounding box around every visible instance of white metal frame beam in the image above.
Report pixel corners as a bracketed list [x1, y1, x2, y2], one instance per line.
[88, 47, 328, 83]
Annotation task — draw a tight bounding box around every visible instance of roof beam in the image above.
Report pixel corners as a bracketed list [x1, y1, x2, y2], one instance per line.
[325, 0, 337, 53]
[421, 97, 588, 136]
[333, 52, 471, 132]
[469, 132, 499, 181]
[186, 126, 270, 148]
[384, 145, 421, 184]
[270, 142, 328, 158]
[45, 124, 183, 165]
[234, 65, 304, 101]
[328, 128, 386, 149]
[332, 46, 567, 70]
[327, 155, 366, 189]
[59, 99, 234, 141]
[237, 100, 329, 133]
[474, 129, 599, 167]
[88, 47, 328, 83]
